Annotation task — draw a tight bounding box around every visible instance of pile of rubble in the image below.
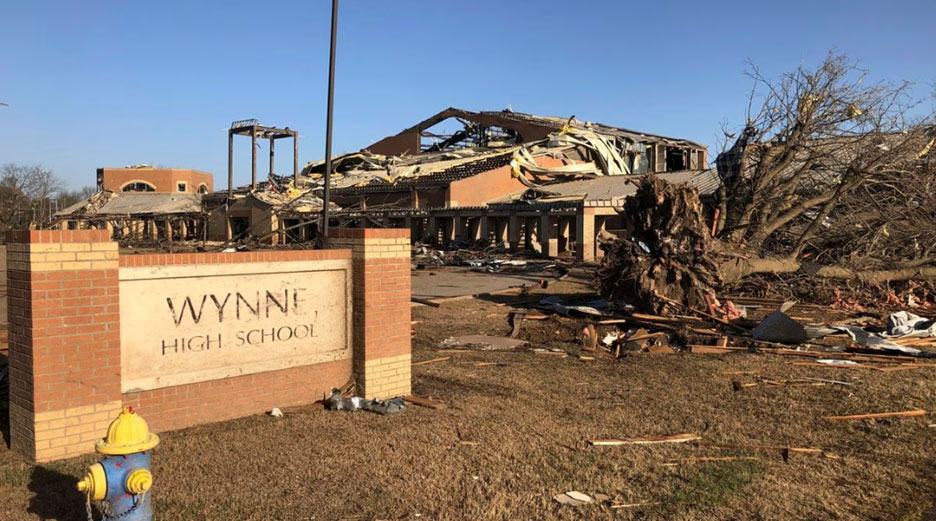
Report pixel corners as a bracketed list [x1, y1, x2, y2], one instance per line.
[516, 293, 936, 363]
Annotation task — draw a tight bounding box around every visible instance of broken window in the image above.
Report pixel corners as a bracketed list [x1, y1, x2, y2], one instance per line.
[230, 217, 249, 237]
[121, 181, 156, 192]
[177, 182, 187, 192]
[665, 147, 687, 171]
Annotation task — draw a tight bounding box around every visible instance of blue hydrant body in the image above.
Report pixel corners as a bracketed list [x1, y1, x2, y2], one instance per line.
[78, 407, 158, 521]
[97, 452, 154, 521]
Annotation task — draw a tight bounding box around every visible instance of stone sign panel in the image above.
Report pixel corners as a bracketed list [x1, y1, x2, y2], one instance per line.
[119, 260, 351, 392]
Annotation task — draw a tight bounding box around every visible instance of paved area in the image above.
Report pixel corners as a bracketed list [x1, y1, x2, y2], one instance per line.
[411, 266, 554, 299]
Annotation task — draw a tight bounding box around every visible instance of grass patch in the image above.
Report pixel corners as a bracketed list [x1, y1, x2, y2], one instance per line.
[0, 466, 31, 488]
[664, 460, 764, 511]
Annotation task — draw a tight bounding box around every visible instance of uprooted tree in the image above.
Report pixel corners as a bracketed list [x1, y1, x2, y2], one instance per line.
[598, 53, 936, 312]
[714, 52, 936, 283]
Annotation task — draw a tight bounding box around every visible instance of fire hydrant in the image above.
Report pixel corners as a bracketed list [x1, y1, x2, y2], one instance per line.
[77, 406, 159, 521]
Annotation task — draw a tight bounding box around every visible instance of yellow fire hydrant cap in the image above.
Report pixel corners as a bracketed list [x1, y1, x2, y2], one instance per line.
[95, 406, 159, 455]
[76, 463, 107, 501]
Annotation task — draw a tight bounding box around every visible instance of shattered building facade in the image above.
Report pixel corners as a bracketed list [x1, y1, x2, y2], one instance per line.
[52, 109, 713, 259]
[309, 108, 711, 261]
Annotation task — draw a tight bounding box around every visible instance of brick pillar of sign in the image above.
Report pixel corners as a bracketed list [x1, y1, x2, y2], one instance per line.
[330, 229, 412, 398]
[6, 230, 122, 462]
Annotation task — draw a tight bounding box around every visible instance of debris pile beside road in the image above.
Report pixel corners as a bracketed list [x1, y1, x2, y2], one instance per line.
[412, 243, 568, 277]
[506, 291, 936, 363]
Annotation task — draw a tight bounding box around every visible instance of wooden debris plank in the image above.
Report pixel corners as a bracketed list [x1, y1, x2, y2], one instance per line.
[630, 312, 693, 323]
[875, 365, 922, 373]
[627, 331, 668, 342]
[770, 349, 917, 363]
[792, 362, 879, 370]
[694, 441, 823, 453]
[690, 328, 723, 335]
[824, 409, 926, 421]
[403, 395, 447, 409]
[412, 356, 451, 366]
[411, 297, 441, 308]
[674, 315, 704, 322]
[610, 502, 657, 509]
[588, 433, 700, 446]
[690, 345, 750, 354]
[658, 294, 750, 332]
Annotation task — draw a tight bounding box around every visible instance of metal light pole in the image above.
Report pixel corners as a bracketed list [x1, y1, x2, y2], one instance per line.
[321, 0, 338, 243]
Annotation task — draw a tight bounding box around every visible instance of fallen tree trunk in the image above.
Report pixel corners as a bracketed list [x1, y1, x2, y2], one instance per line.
[719, 257, 936, 284]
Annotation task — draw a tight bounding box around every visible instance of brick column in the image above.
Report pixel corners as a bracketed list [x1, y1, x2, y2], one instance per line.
[330, 229, 411, 399]
[576, 208, 597, 262]
[6, 230, 122, 462]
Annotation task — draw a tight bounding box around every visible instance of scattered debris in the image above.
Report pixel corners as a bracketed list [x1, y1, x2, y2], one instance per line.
[692, 441, 832, 462]
[553, 491, 593, 507]
[533, 348, 568, 357]
[268, 407, 284, 418]
[412, 356, 450, 367]
[823, 409, 927, 421]
[326, 389, 406, 415]
[752, 310, 809, 344]
[610, 501, 657, 510]
[439, 335, 527, 351]
[588, 433, 700, 446]
[538, 296, 609, 317]
[884, 311, 936, 338]
[834, 325, 932, 357]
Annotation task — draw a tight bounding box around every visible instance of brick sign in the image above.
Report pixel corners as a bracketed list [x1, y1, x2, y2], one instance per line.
[118, 260, 352, 392]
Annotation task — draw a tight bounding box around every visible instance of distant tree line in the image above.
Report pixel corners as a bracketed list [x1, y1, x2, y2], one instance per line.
[0, 163, 95, 235]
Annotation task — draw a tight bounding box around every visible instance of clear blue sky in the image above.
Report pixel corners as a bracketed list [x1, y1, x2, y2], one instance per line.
[1, 0, 933, 190]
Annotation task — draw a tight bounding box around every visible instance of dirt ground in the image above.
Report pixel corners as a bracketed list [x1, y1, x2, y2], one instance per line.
[1, 268, 935, 520]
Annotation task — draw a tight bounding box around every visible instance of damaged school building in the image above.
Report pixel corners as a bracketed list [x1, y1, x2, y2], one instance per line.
[53, 108, 713, 261]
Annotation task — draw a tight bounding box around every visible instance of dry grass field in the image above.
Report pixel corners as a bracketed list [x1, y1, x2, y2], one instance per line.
[1, 273, 934, 520]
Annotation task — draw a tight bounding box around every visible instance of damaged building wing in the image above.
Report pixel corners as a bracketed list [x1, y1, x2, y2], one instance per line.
[289, 107, 712, 261]
[363, 107, 707, 172]
[52, 110, 715, 257]
[54, 191, 206, 241]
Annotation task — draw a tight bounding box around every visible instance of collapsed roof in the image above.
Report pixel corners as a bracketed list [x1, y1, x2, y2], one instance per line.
[364, 107, 705, 156]
[55, 191, 203, 219]
[488, 169, 721, 208]
[299, 108, 709, 198]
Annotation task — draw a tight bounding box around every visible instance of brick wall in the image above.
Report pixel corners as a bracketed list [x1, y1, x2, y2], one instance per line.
[6, 229, 411, 462]
[5, 230, 122, 462]
[330, 229, 412, 398]
[1, 244, 8, 347]
[123, 359, 350, 432]
[99, 167, 214, 194]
